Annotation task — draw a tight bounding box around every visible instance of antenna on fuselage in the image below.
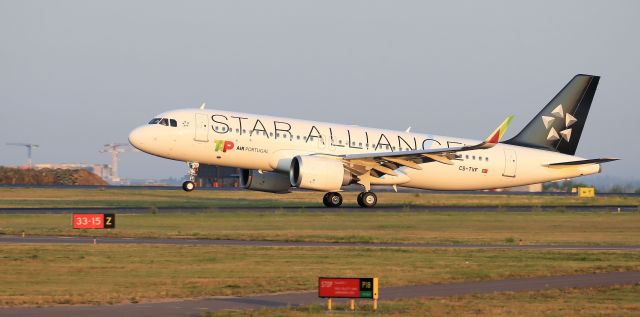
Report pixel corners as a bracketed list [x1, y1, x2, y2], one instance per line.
[200, 102, 206, 110]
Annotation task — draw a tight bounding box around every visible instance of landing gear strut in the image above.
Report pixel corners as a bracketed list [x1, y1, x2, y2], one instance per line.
[182, 162, 199, 192]
[357, 192, 377, 208]
[323, 192, 343, 207]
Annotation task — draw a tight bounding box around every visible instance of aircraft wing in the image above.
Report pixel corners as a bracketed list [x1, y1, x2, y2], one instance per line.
[340, 116, 513, 176]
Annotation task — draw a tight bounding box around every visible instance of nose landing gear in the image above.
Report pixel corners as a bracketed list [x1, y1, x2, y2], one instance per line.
[182, 180, 195, 192]
[182, 162, 199, 192]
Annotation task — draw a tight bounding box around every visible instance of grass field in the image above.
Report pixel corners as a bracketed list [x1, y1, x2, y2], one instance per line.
[1, 188, 639, 313]
[2, 211, 640, 245]
[1, 244, 639, 307]
[1, 188, 639, 208]
[203, 285, 640, 317]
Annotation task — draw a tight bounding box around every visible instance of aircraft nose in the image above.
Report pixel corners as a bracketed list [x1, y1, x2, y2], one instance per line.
[128, 126, 147, 151]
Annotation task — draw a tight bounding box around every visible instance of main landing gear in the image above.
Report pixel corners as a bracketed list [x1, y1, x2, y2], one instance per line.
[357, 191, 377, 208]
[322, 191, 378, 208]
[182, 162, 199, 192]
[323, 192, 343, 207]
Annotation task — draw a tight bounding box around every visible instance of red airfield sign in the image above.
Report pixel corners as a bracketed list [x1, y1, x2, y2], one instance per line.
[318, 277, 376, 298]
[72, 213, 115, 229]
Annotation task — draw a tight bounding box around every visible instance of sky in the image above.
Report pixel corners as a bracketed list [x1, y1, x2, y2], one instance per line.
[1, 0, 639, 180]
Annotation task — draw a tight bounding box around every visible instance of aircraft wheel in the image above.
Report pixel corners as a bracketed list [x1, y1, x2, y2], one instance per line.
[357, 192, 366, 207]
[182, 181, 196, 192]
[359, 192, 377, 208]
[323, 193, 331, 207]
[323, 192, 343, 207]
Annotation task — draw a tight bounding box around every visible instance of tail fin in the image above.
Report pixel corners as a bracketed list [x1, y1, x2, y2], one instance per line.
[504, 74, 600, 155]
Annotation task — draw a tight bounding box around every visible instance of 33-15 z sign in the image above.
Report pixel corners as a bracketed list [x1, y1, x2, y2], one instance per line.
[73, 213, 115, 229]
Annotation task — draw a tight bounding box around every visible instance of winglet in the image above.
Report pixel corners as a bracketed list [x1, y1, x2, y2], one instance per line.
[200, 102, 206, 110]
[484, 116, 514, 145]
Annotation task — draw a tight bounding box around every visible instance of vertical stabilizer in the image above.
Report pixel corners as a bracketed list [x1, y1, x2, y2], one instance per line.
[504, 74, 599, 155]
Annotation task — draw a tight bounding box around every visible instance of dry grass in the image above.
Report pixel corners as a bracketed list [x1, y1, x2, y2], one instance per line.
[203, 285, 640, 317]
[2, 211, 640, 245]
[0, 188, 638, 208]
[1, 244, 639, 307]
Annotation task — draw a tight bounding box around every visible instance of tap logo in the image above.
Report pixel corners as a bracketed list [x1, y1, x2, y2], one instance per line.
[214, 140, 235, 152]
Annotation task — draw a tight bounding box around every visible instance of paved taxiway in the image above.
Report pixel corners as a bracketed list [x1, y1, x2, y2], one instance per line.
[1, 271, 638, 317]
[2, 235, 640, 251]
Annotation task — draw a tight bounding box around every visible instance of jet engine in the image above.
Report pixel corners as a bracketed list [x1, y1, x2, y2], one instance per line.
[289, 155, 354, 191]
[240, 169, 291, 193]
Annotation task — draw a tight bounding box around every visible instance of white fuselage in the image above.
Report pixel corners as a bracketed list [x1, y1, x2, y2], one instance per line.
[129, 108, 600, 190]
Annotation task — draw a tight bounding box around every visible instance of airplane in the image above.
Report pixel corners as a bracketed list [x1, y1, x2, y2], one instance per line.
[129, 74, 618, 208]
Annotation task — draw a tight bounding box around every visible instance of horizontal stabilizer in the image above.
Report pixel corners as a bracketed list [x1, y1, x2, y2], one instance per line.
[543, 158, 619, 167]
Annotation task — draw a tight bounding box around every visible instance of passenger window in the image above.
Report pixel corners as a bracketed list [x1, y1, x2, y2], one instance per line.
[236, 129, 239, 133]
[486, 157, 489, 162]
[472, 156, 476, 160]
[170, 119, 177, 127]
[159, 118, 168, 126]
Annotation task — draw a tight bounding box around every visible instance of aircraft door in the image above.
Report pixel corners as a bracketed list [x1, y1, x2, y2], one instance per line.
[194, 113, 209, 142]
[502, 149, 517, 177]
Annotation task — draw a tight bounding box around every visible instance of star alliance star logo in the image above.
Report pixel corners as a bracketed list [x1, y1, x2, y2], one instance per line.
[541, 104, 577, 142]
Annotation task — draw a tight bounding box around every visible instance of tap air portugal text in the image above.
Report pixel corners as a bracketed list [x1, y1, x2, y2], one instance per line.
[129, 74, 617, 207]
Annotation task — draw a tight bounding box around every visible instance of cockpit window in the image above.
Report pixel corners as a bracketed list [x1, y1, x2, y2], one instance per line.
[149, 117, 178, 127]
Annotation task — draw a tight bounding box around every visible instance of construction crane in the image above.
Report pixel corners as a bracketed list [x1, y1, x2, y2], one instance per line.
[6, 143, 39, 168]
[100, 143, 135, 183]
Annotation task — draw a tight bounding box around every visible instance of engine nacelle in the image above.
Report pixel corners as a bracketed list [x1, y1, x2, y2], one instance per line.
[240, 169, 291, 193]
[289, 155, 353, 192]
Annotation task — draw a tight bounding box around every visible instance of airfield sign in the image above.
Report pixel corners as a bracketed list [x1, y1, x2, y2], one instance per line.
[318, 277, 378, 299]
[72, 213, 115, 229]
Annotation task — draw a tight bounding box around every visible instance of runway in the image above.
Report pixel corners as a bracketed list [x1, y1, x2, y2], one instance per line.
[0, 204, 636, 214]
[2, 235, 640, 251]
[1, 271, 638, 317]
